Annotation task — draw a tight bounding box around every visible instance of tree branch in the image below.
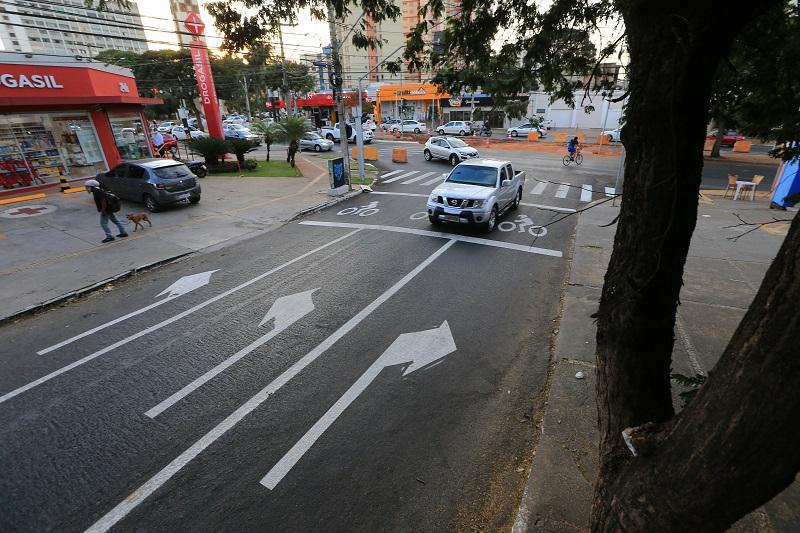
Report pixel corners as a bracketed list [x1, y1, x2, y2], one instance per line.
[724, 212, 794, 241]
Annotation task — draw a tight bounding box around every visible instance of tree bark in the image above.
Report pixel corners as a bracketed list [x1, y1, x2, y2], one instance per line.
[592, 1, 784, 530]
[710, 115, 725, 158]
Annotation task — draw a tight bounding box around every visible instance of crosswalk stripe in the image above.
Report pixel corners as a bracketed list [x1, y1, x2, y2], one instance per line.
[530, 182, 547, 195]
[422, 174, 446, 185]
[580, 184, 592, 202]
[605, 187, 616, 197]
[383, 171, 418, 183]
[380, 169, 404, 178]
[402, 171, 436, 184]
[555, 183, 570, 198]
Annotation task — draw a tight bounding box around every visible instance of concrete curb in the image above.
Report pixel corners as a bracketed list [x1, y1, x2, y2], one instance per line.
[0, 252, 194, 327]
[288, 188, 365, 222]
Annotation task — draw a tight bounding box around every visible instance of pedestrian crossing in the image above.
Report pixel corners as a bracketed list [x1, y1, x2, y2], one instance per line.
[377, 170, 616, 203]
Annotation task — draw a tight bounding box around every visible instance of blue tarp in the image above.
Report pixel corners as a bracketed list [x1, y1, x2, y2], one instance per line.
[771, 158, 800, 208]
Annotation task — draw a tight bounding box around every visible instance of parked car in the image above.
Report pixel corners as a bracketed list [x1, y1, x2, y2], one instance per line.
[96, 159, 201, 213]
[424, 136, 480, 166]
[171, 125, 208, 141]
[601, 128, 622, 142]
[156, 121, 177, 133]
[427, 159, 526, 232]
[379, 118, 402, 131]
[706, 130, 746, 147]
[506, 123, 547, 138]
[436, 121, 473, 136]
[223, 124, 261, 142]
[300, 132, 334, 152]
[392, 120, 427, 134]
[321, 122, 373, 143]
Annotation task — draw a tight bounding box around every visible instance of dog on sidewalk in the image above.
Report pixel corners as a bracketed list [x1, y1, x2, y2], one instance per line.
[126, 212, 152, 232]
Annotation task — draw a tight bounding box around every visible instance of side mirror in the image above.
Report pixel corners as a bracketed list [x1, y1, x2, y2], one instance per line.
[441, 173, 448, 181]
[501, 179, 512, 187]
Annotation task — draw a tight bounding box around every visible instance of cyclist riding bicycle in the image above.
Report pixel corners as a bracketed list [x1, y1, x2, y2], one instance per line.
[567, 136, 580, 160]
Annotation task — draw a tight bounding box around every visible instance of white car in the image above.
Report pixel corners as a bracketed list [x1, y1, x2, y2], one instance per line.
[321, 123, 373, 143]
[424, 136, 480, 166]
[427, 159, 526, 232]
[435, 121, 473, 136]
[506, 123, 547, 137]
[223, 124, 261, 142]
[539, 119, 555, 130]
[171, 126, 208, 140]
[601, 128, 622, 142]
[157, 121, 176, 133]
[380, 119, 402, 131]
[392, 120, 427, 134]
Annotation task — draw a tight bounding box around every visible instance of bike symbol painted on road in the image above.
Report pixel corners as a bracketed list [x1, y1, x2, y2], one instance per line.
[337, 201, 379, 217]
[497, 214, 547, 236]
[409, 211, 428, 220]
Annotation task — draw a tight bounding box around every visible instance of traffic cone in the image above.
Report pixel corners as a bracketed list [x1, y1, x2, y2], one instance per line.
[58, 170, 70, 192]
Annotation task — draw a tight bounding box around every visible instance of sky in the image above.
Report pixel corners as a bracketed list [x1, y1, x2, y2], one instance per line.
[136, 0, 330, 60]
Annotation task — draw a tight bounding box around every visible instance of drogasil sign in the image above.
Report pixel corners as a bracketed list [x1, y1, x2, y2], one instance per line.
[0, 73, 64, 89]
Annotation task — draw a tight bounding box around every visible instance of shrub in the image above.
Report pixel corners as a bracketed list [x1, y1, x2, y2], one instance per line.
[186, 137, 229, 166]
[227, 138, 260, 165]
[207, 160, 258, 174]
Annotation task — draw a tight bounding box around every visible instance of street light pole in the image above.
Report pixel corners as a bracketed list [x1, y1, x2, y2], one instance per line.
[327, 2, 351, 188]
[242, 73, 252, 118]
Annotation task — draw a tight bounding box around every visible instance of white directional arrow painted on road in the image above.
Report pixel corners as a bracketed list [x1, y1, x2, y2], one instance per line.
[37, 270, 219, 356]
[145, 289, 318, 418]
[260, 321, 457, 490]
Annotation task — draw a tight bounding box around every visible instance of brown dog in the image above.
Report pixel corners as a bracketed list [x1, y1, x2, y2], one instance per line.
[126, 212, 152, 232]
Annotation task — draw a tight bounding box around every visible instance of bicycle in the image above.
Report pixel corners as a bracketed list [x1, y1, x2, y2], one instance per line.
[562, 149, 583, 166]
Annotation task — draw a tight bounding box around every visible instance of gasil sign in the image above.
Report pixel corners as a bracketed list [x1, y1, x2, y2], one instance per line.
[0, 73, 63, 89]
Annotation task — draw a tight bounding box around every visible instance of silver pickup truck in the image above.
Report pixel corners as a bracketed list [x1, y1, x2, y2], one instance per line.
[426, 159, 526, 232]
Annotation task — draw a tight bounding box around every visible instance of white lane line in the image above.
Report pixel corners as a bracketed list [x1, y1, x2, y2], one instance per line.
[299, 221, 562, 258]
[380, 170, 404, 179]
[84, 240, 456, 533]
[555, 183, 570, 199]
[422, 175, 446, 186]
[382, 171, 418, 183]
[519, 202, 577, 213]
[401, 171, 436, 185]
[605, 187, 616, 197]
[369, 191, 427, 198]
[580, 184, 592, 203]
[0, 231, 361, 406]
[530, 182, 547, 195]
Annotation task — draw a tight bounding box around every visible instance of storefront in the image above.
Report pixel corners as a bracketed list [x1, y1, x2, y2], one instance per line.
[374, 83, 449, 125]
[0, 53, 161, 192]
[441, 94, 508, 128]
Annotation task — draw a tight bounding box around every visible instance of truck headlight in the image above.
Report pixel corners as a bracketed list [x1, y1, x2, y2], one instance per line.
[429, 193, 439, 203]
[472, 200, 485, 208]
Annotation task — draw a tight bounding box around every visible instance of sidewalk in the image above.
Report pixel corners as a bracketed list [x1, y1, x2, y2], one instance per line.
[0, 156, 345, 323]
[514, 194, 798, 531]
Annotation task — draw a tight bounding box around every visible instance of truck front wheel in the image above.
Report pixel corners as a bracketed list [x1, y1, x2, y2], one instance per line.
[481, 206, 498, 233]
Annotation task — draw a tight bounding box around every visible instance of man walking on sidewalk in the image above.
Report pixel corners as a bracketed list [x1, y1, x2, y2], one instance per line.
[84, 179, 128, 243]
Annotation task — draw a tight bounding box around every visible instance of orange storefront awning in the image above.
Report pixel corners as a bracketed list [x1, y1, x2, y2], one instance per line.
[376, 83, 449, 102]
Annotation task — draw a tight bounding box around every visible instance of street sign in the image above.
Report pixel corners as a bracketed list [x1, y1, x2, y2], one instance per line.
[184, 12, 205, 36]
[260, 321, 457, 489]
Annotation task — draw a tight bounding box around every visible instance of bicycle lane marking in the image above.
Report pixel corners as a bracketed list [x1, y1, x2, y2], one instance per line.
[84, 239, 457, 533]
[0, 230, 362, 406]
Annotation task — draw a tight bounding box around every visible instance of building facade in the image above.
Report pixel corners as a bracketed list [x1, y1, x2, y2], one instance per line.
[0, 0, 147, 57]
[0, 54, 161, 192]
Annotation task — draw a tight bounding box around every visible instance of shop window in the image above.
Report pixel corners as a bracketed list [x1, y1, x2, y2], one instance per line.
[0, 113, 106, 191]
[107, 112, 152, 161]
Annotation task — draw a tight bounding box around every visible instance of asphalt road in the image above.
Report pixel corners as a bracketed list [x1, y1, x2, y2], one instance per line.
[0, 149, 591, 532]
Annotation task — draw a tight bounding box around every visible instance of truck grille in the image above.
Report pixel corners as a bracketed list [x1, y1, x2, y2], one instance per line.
[445, 198, 475, 208]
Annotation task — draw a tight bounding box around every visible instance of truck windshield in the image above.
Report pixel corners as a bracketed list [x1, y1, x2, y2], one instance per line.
[446, 165, 498, 187]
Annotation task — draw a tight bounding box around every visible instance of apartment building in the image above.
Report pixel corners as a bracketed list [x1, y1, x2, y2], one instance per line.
[0, 0, 147, 57]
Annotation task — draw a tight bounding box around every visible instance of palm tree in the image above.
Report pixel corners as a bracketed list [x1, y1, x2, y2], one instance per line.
[273, 116, 309, 167]
[250, 120, 279, 161]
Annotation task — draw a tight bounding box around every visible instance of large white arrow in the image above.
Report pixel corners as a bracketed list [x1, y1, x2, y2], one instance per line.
[260, 321, 457, 490]
[145, 289, 318, 418]
[37, 270, 218, 356]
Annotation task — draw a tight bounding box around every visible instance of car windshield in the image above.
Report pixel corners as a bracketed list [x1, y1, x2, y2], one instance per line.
[446, 165, 498, 187]
[230, 124, 247, 130]
[449, 138, 468, 148]
[305, 133, 322, 140]
[153, 164, 193, 179]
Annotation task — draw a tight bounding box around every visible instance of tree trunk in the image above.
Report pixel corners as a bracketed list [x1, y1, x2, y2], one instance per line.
[592, 1, 783, 529]
[710, 115, 725, 158]
[266, 142, 271, 162]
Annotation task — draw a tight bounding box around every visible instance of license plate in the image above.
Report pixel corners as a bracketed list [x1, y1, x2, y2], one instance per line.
[442, 215, 463, 223]
[175, 193, 190, 200]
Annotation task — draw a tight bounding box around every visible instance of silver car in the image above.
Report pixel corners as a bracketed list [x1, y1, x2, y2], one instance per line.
[300, 132, 334, 152]
[424, 136, 479, 166]
[436, 121, 473, 136]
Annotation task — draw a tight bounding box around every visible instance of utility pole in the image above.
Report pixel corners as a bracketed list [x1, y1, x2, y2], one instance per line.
[277, 24, 290, 115]
[327, 2, 351, 188]
[242, 73, 252, 118]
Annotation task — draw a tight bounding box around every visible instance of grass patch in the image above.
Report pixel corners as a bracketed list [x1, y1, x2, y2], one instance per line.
[211, 159, 302, 177]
